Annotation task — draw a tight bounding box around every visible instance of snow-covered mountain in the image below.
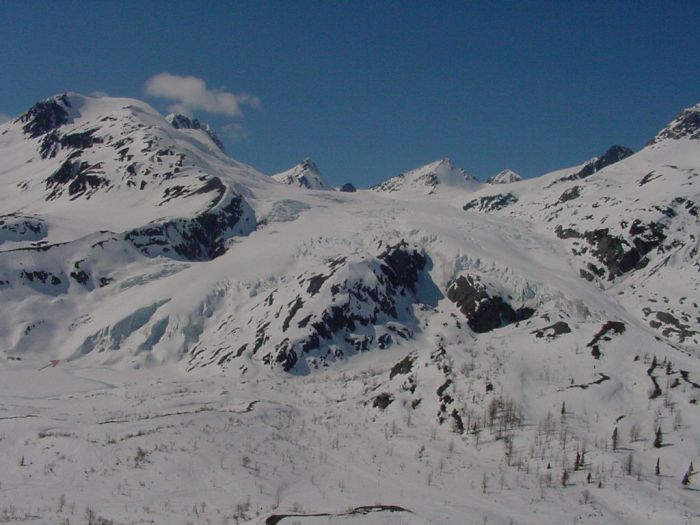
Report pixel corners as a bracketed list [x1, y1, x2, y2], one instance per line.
[2, 94, 700, 525]
[487, 168, 522, 184]
[371, 157, 481, 195]
[650, 102, 700, 143]
[272, 157, 330, 190]
[0, 93, 262, 259]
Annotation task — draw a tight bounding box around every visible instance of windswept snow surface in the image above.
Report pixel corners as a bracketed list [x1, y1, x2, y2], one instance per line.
[0, 95, 699, 524]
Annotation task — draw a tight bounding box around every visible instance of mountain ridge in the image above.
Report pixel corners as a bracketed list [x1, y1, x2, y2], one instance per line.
[1, 92, 699, 525]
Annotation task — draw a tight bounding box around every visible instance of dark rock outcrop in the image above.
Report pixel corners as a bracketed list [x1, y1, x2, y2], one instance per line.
[581, 221, 666, 280]
[533, 321, 571, 339]
[576, 146, 634, 179]
[463, 193, 518, 213]
[377, 242, 426, 292]
[587, 321, 625, 359]
[166, 113, 225, 151]
[18, 94, 72, 138]
[39, 128, 103, 159]
[125, 188, 251, 261]
[373, 392, 394, 409]
[650, 104, 700, 143]
[45, 159, 110, 201]
[447, 275, 533, 333]
[390, 353, 416, 379]
[552, 145, 634, 186]
[558, 185, 582, 203]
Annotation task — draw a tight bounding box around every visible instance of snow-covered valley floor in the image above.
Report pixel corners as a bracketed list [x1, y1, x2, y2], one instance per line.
[1, 353, 698, 525]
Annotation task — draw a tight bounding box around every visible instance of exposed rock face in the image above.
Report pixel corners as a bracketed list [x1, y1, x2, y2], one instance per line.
[557, 220, 667, 282]
[125, 189, 253, 261]
[39, 128, 104, 160]
[646, 309, 698, 343]
[552, 145, 634, 185]
[587, 321, 626, 359]
[488, 169, 522, 184]
[45, 159, 110, 201]
[447, 275, 533, 333]
[166, 113, 225, 151]
[17, 94, 73, 138]
[532, 321, 571, 339]
[339, 182, 357, 192]
[463, 193, 518, 212]
[578, 145, 635, 178]
[389, 352, 416, 379]
[558, 185, 582, 203]
[377, 242, 426, 291]
[187, 242, 429, 373]
[650, 104, 700, 143]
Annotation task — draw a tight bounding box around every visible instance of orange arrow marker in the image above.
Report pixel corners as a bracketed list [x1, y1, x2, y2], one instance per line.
[38, 360, 61, 371]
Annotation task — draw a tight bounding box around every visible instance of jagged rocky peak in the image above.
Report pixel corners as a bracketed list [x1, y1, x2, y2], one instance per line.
[577, 145, 634, 179]
[17, 93, 76, 138]
[596, 145, 635, 167]
[272, 158, 331, 190]
[166, 113, 225, 151]
[372, 157, 479, 194]
[552, 144, 634, 185]
[488, 168, 522, 184]
[650, 102, 700, 143]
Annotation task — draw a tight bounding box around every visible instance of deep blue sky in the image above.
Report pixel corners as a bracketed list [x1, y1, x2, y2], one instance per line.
[1, 1, 698, 186]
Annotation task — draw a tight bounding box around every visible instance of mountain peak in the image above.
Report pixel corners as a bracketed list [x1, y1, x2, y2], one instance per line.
[16, 93, 77, 138]
[372, 158, 479, 195]
[272, 158, 330, 190]
[488, 169, 522, 184]
[548, 144, 634, 186]
[166, 113, 225, 152]
[299, 157, 319, 171]
[650, 102, 700, 144]
[426, 157, 453, 167]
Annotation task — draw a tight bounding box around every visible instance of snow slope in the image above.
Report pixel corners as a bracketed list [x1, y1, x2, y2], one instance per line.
[487, 168, 522, 184]
[371, 158, 481, 196]
[272, 158, 331, 190]
[0, 94, 699, 525]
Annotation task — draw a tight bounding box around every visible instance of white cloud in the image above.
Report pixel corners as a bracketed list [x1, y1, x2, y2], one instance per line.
[144, 73, 260, 117]
[222, 122, 250, 142]
[0, 113, 11, 125]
